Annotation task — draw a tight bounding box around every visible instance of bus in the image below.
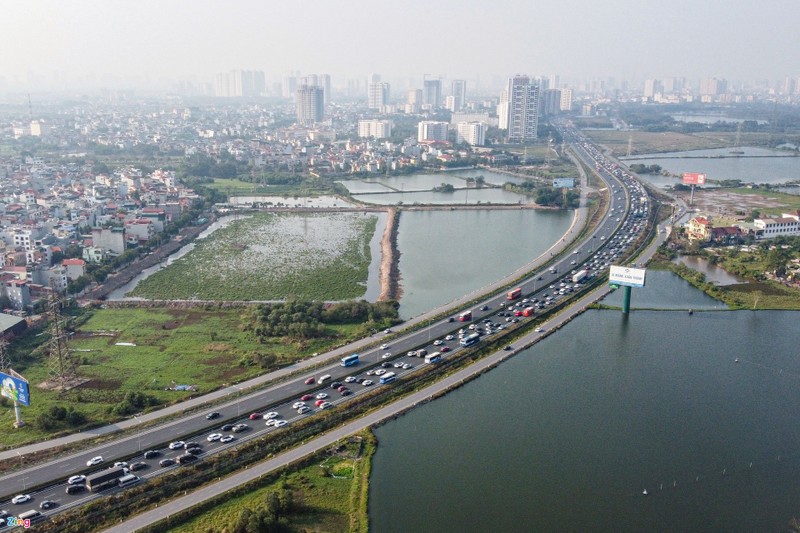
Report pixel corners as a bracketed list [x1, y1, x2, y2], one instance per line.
[340, 354, 359, 367]
[379, 372, 396, 384]
[458, 310, 472, 322]
[507, 287, 522, 300]
[460, 333, 480, 347]
[424, 352, 441, 364]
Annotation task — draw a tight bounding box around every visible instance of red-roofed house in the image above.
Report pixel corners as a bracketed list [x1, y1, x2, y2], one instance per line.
[62, 258, 86, 280]
[686, 216, 712, 242]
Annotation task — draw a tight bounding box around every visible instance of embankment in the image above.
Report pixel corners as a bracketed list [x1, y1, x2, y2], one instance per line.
[378, 207, 401, 301]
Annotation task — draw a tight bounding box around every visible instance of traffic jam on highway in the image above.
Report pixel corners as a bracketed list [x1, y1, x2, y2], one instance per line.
[0, 132, 654, 522]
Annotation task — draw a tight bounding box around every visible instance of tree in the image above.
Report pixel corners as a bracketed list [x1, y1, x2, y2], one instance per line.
[765, 247, 791, 276]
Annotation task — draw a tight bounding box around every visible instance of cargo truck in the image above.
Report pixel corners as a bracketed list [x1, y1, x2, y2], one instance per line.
[572, 270, 588, 284]
[86, 466, 128, 492]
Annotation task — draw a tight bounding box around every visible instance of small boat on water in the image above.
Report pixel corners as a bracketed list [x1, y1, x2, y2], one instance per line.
[642, 489, 648, 496]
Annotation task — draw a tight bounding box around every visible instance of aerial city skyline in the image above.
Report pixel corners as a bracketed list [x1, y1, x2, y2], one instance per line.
[1, 0, 799, 94]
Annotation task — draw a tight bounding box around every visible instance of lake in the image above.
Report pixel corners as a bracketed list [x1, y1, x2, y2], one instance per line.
[370, 272, 800, 532]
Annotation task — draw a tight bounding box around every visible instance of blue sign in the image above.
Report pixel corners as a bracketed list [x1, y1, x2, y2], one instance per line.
[553, 178, 575, 188]
[1, 371, 30, 406]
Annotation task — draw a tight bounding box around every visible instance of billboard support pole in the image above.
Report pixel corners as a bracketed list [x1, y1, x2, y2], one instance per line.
[689, 184, 695, 206]
[13, 401, 24, 428]
[622, 286, 632, 314]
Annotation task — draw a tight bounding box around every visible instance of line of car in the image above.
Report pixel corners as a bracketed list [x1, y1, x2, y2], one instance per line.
[4, 134, 645, 519]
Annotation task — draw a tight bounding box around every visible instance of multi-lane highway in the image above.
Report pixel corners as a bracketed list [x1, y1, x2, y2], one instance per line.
[0, 127, 655, 522]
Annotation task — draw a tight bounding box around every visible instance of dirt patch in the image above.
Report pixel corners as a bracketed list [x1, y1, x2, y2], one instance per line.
[675, 189, 789, 218]
[220, 367, 246, 380]
[84, 378, 123, 390]
[204, 343, 231, 353]
[203, 354, 233, 365]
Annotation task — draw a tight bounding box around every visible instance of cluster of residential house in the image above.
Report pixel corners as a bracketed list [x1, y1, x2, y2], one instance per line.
[0, 159, 198, 311]
[685, 212, 800, 244]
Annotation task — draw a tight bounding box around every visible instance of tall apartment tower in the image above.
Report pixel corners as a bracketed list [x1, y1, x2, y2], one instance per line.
[368, 81, 391, 109]
[451, 79, 467, 111]
[423, 79, 442, 108]
[505, 75, 540, 143]
[319, 74, 331, 106]
[296, 85, 324, 126]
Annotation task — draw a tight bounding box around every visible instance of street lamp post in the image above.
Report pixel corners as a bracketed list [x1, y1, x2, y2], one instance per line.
[133, 415, 142, 451]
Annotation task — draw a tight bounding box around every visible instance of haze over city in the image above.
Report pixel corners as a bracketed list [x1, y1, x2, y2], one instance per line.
[2, 0, 799, 92]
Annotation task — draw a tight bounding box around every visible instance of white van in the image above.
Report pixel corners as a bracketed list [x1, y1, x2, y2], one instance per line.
[117, 474, 140, 488]
[318, 374, 332, 384]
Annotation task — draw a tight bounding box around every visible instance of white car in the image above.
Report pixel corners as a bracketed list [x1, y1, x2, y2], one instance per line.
[375, 369, 386, 375]
[265, 418, 278, 426]
[407, 350, 417, 357]
[381, 352, 392, 359]
[362, 380, 374, 386]
[319, 401, 333, 409]
[535, 327, 544, 333]
[274, 420, 288, 428]
[220, 435, 235, 443]
[68, 475, 86, 485]
[86, 456, 104, 467]
[11, 494, 31, 505]
[207, 433, 222, 442]
[445, 335, 454, 341]
[292, 401, 306, 409]
[380, 343, 389, 349]
[316, 392, 328, 399]
[114, 461, 129, 468]
[344, 376, 356, 383]
[298, 406, 311, 414]
[168, 441, 185, 450]
[262, 411, 279, 420]
[433, 339, 443, 346]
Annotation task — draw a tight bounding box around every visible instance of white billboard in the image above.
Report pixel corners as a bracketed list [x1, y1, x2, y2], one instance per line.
[609, 265, 646, 288]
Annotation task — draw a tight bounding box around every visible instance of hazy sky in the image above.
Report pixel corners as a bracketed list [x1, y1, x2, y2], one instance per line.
[1, 0, 798, 89]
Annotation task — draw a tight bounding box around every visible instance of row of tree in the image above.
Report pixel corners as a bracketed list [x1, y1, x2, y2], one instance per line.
[243, 300, 400, 342]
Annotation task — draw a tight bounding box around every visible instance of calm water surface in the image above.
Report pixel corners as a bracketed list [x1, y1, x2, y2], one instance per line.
[623, 147, 800, 184]
[370, 274, 800, 532]
[396, 209, 573, 319]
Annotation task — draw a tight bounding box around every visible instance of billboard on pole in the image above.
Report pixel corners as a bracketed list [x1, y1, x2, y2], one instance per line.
[682, 173, 707, 185]
[1, 370, 30, 406]
[552, 178, 575, 188]
[609, 265, 647, 288]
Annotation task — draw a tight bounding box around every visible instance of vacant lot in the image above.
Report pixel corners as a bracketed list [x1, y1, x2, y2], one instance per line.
[130, 212, 378, 301]
[676, 187, 800, 219]
[587, 131, 729, 156]
[0, 307, 360, 448]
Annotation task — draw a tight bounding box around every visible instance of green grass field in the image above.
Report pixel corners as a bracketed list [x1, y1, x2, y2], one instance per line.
[130, 212, 377, 301]
[168, 433, 374, 533]
[0, 307, 363, 449]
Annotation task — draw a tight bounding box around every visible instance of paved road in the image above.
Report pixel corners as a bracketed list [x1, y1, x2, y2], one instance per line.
[102, 136, 657, 532]
[1, 182, 590, 464]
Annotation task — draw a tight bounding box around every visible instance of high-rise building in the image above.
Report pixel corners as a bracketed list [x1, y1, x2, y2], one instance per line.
[539, 89, 562, 116]
[455, 122, 486, 146]
[283, 74, 299, 99]
[213, 70, 265, 97]
[358, 119, 393, 139]
[505, 75, 539, 143]
[423, 79, 442, 108]
[368, 81, 391, 110]
[319, 74, 331, 106]
[497, 88, 509, 130]
[296, 85, 324, 126]
[643, 79, 662, 99]
[406, 89, 423, 113]
[559, 88, 573, 112]
[451, 79, 467, 111]
[417, 121, 449, 142]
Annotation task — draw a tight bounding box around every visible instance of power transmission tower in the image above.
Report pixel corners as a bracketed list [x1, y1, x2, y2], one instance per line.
[46, 284, 79, 392]
[0, 338, 8, 372]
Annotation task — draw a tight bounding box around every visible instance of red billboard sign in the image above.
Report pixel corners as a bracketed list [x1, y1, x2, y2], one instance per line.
[682, 172, 707, 185]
